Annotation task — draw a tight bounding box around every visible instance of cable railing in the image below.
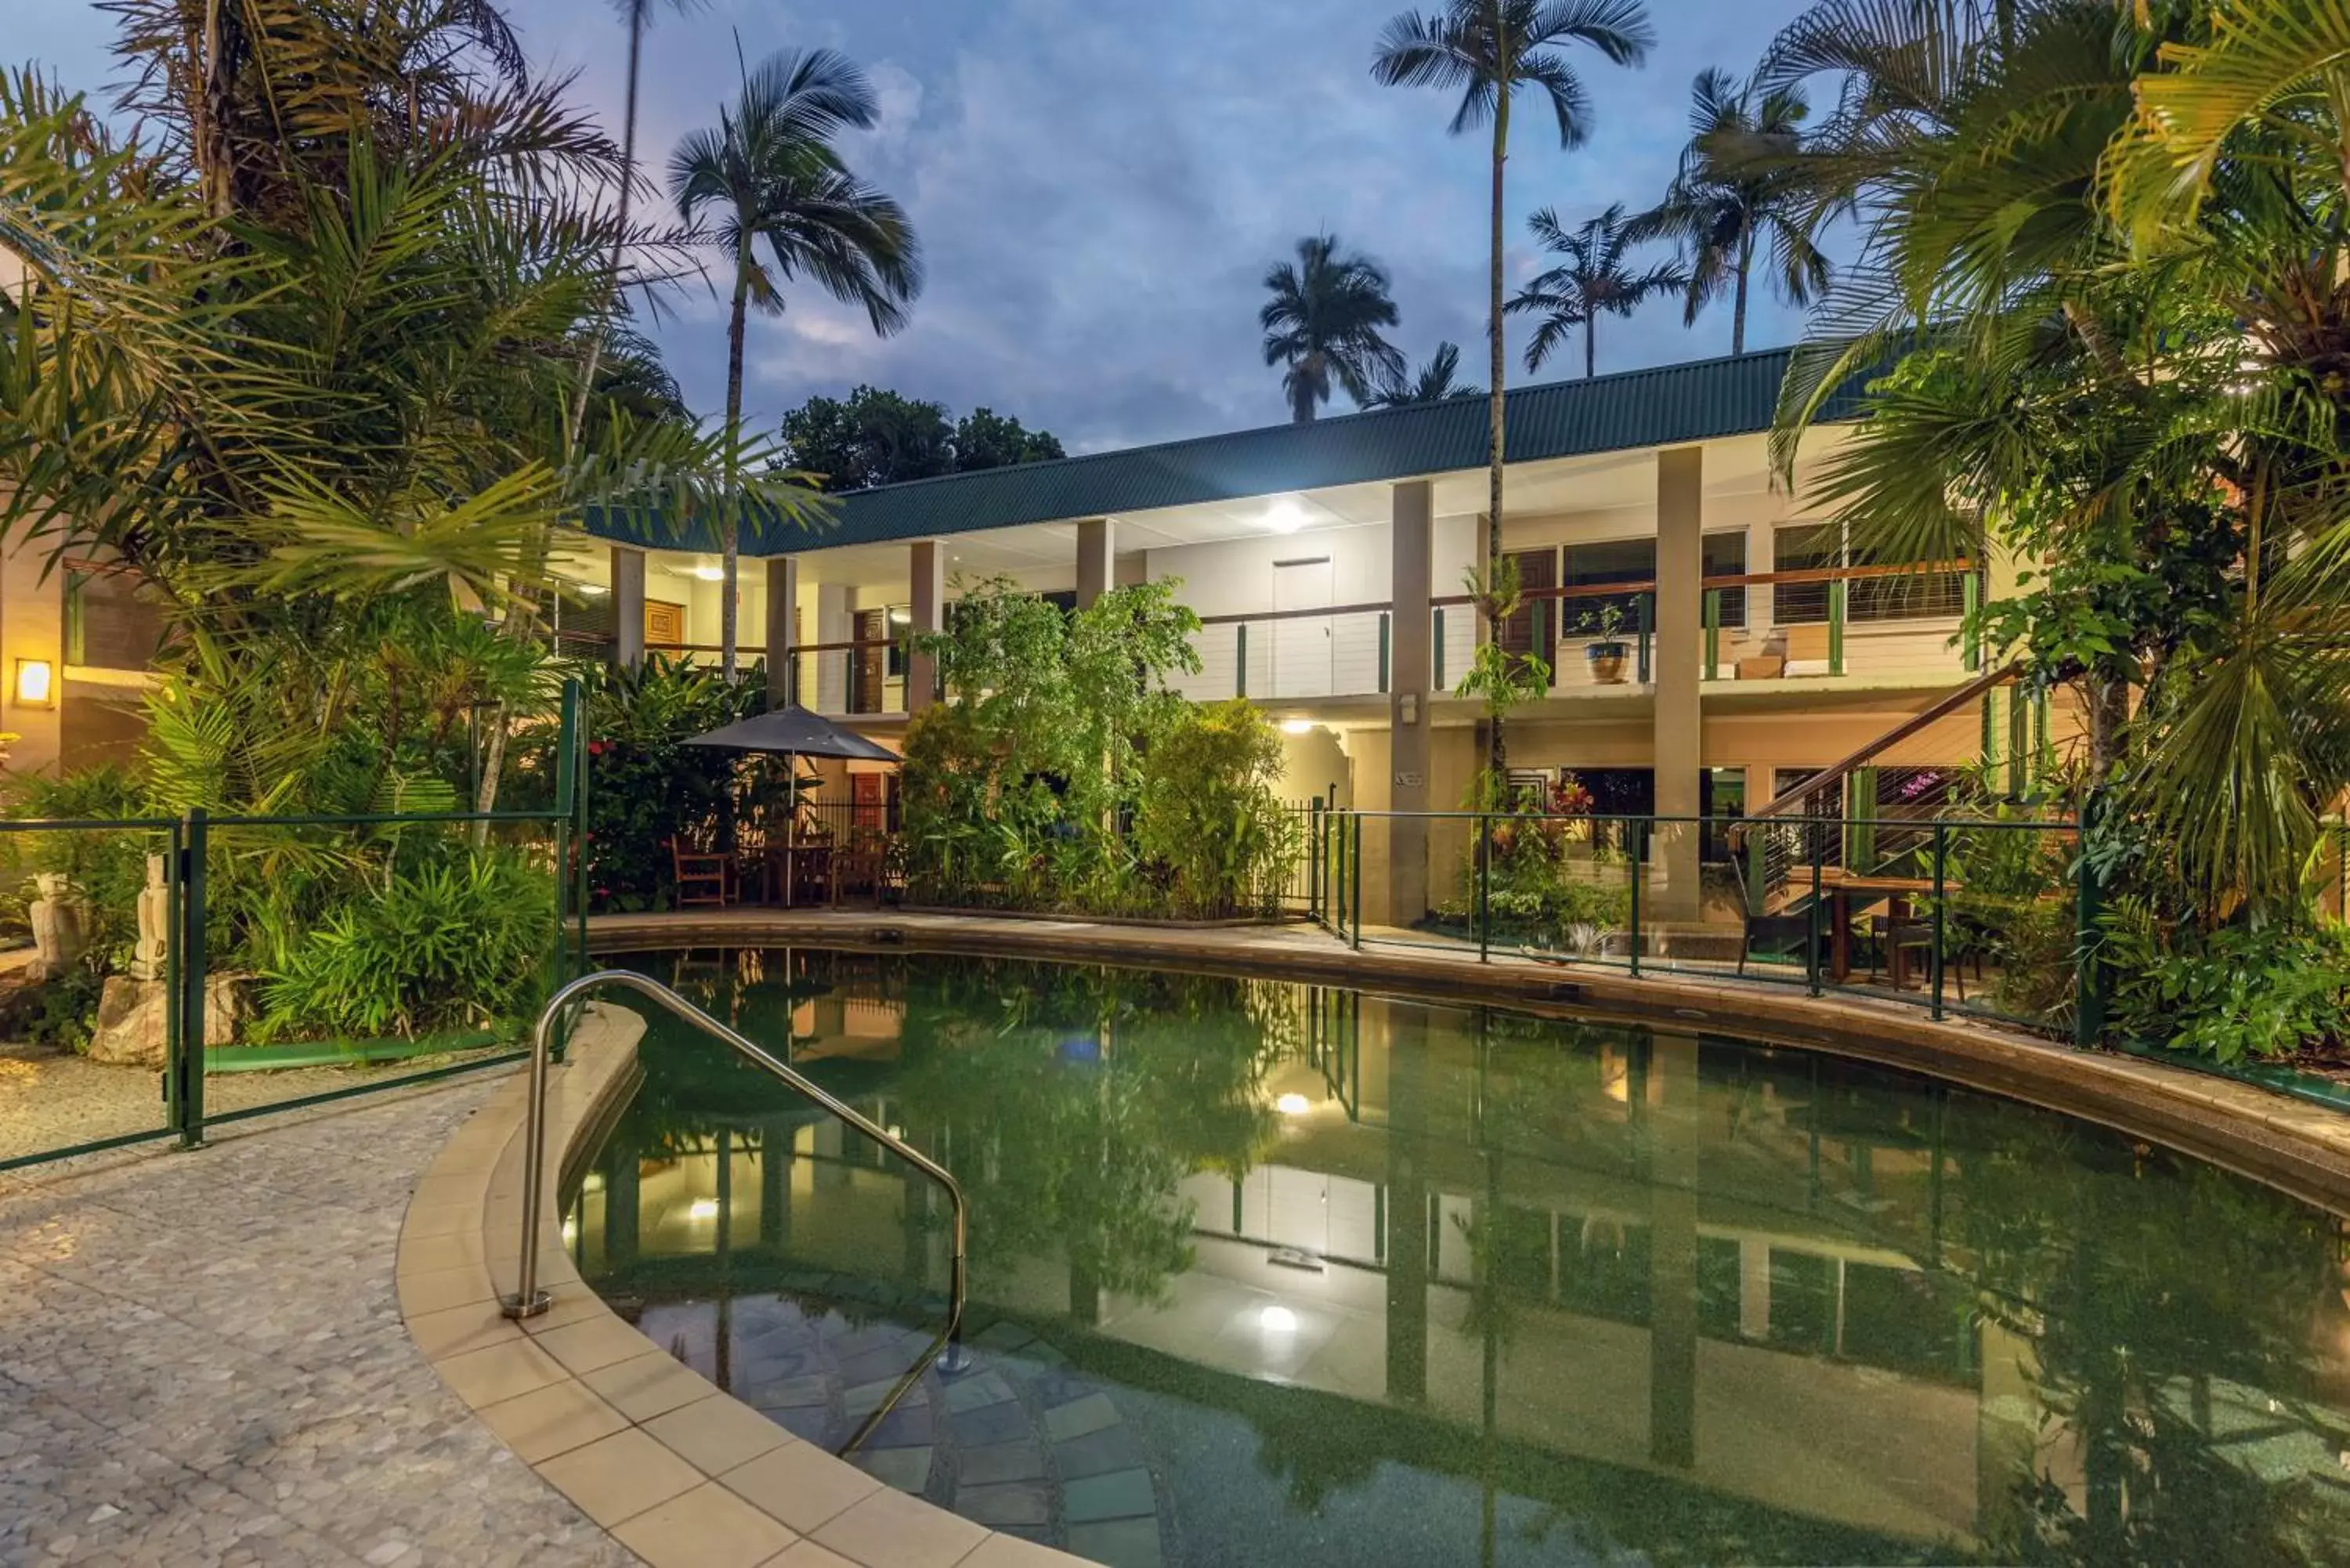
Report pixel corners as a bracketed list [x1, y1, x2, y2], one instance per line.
[502, 968, 967, 1453]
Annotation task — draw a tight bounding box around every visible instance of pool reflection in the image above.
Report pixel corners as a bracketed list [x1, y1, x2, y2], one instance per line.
[565, 948, 2350, 1567]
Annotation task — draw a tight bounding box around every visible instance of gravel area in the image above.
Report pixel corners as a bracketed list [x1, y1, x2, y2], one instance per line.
[0, 1075, 646, 1567]
[0, 1042, 513, 1168]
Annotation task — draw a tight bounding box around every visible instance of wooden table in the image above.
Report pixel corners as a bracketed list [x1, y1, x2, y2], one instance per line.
[1816, 870, 1943, 988]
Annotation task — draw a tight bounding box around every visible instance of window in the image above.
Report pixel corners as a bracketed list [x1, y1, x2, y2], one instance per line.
[1773, 522, 1969, 623]
[63, 569, 168, 671]
[1560, 538, 1654, 639]
[1701, 532, 1747, 629]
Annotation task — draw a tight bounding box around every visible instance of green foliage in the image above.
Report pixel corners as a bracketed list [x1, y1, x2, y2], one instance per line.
[903, 578, 1303, 919]
[775, 387, 1065, 492]
[257, 846, 552, 1041]
[573, 655, 782, 912]
[2104, 904, 2350, 1064]
[1133, 700, 1301, 919]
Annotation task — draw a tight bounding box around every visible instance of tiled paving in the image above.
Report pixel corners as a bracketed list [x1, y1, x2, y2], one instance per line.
[0, 1078, 642, 1568]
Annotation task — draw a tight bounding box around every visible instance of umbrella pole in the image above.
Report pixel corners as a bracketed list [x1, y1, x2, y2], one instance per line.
[784, 751, 796, 909]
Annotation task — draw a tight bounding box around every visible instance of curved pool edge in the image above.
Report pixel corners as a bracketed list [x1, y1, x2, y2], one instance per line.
[588, 908, 2350, 1219]
[393, 997, 1084, 1568]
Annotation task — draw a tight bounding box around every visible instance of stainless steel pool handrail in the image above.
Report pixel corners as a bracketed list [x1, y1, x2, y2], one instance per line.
[501, 971, 968, 1389]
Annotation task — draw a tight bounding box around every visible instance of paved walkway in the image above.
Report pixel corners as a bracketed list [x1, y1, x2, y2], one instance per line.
[0, 1078, 642, 1568]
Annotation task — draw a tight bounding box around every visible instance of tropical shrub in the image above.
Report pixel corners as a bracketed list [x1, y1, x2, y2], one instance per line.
[257, 846, 552, 1040]
[1132, 700, 1300, 919]
[900, 576, 1227, 917]
[568, 655, 790, 912]
[2103, 905, 2350, 1064]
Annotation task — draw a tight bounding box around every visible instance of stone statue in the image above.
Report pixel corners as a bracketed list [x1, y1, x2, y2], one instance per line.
[26, 873, 85, 983]
[128, 854, 169, 981]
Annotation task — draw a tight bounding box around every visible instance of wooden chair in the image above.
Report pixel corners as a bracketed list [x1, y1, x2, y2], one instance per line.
[1867, 914, 1965, 997]
[672, 840, 731, 909]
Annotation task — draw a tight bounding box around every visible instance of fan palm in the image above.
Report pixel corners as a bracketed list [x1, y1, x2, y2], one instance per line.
[1630, 67, 1828, 355]
[1506, 203, 1684, 378]
[671, 48, 922, 677]
[1372, 0, 1652, 777]
[1258, 234, 1405, 423]
[1371, 341, 1483, 407]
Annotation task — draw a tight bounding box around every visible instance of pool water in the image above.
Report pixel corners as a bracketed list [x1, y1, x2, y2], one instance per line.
[563, 948, 2350, 1567]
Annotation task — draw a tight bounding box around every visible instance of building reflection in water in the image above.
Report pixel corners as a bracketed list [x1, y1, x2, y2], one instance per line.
[566, 946, 2350, 1564]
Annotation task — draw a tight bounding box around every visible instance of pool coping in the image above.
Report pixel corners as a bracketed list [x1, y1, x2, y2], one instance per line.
[591, 907, 2350, 1219]
[395, 999, 1081, 1568]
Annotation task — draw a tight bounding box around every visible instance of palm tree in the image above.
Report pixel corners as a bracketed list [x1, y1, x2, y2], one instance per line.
[1507, 202, 1684, 378]
[1372, 0, 1652, 778]
[1630, 67, 1828, 355]
[1371, 341, 1484, 406]
[1258, 234, 1406, 423]
[671, 48, 922, 677]
[567, 0, 705, 448]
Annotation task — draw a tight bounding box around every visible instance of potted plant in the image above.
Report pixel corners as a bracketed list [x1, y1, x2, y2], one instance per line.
[1578, 602, 1631, 684]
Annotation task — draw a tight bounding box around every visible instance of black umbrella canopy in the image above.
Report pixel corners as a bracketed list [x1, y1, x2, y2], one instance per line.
[681, 706, 901, 764]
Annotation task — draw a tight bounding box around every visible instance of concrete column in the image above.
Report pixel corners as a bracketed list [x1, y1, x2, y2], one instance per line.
[815, 583, 853, 714]
[609, 547, 646, 670]
[1388, 481, 1435, 927]
[765, 555, 798, 710]
[1381, 998, 1430, 1404]
[1654, 447, 1705, 920]
[906, 540, 944, 713]
[1076, 518, 1114, 610]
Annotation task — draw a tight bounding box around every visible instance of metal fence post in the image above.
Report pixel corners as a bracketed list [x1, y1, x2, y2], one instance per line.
[162, 819, 186, 1138]
[177, 808, 209, 1150]
[1930, 822, 1948, 1022]
[1307, 800, 1321, 923]
[1476, 812, 1491, 963]
[573, 678, 590, 976]
[1350, 812, 1363, 951]
[2074, 794, 2106, 1050]
[1806, 831, 1825, 999]
[1628, 818, 1643, 978]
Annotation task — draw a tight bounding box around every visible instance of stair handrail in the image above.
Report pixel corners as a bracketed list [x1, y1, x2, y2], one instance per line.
[501, 970, 969, 1390]
[1730, 659, 2022, 848]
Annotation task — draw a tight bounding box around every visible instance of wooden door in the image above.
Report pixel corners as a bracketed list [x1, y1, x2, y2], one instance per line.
[645, 599, 685, 651]
[851, 609, 887, 713]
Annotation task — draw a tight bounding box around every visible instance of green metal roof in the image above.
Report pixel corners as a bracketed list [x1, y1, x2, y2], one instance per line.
[585, 345, 1853, 557]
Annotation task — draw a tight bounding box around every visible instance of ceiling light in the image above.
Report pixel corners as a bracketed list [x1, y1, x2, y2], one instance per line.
[1279, 719, 1314, 736]
[686, 1198, 719, 1221]
[1261, 500, 1307, 533]
[1259, 1305, 1299, 1335]
[1274, 1093, 1311, 1116]
[689, 564, 726, 583]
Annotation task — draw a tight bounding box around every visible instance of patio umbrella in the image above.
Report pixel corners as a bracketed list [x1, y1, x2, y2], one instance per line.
[682, 706, 900, 905]
[680, 706, 902, 763]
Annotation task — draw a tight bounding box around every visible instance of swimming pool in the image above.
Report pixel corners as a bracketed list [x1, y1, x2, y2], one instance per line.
[562, 947, 2350, 1566]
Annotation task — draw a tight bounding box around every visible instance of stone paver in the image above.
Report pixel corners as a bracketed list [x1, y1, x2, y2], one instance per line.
[0, 1078, 645, 1567]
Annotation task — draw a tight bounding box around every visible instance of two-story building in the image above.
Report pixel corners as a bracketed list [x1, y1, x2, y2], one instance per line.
[572, 346, 2078, 925]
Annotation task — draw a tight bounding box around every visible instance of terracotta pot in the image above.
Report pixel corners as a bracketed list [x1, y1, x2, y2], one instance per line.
[1585, 642, 1629, 685]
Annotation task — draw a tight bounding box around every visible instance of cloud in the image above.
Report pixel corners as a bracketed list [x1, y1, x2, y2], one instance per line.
[21, 0, 1821, 450]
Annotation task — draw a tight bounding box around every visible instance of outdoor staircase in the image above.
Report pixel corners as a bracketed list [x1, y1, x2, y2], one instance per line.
[1735, 662, 2020, 916]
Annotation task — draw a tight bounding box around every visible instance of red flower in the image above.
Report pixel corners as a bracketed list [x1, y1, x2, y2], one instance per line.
[587, 741, 606, 757]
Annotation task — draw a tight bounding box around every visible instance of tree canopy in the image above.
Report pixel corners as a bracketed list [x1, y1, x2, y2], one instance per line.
[776, 386, 1065, 492]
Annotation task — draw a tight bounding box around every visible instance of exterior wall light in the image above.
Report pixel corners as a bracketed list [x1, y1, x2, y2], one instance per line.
[13, 658, 54, 709]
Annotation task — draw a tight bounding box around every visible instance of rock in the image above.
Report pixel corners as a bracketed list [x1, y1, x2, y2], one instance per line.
[87, 975, 244, 1067]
